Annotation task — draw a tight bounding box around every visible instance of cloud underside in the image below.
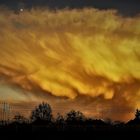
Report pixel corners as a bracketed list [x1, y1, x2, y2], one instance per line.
[0, 8, 140, 121]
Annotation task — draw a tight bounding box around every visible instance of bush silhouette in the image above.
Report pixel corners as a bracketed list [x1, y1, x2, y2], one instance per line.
[13, 113, 28, 124]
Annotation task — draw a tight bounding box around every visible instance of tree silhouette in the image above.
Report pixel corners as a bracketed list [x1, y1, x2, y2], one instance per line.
[56, 113, 65, 125]
[65, 110, 85, 124]
[135, 109, 140, 120]
[31, 102, 52, 123]
[1, 104, 140, 133]
[127, 109, 140, 125]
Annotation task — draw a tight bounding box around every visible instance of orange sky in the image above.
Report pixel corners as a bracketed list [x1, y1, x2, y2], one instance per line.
[0, 8, 140, 121]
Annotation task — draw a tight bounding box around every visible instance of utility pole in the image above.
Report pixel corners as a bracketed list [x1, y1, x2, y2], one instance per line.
[0, 102, 11, 122]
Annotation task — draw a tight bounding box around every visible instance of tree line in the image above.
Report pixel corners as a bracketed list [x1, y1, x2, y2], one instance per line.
[1, 102, 140, 132]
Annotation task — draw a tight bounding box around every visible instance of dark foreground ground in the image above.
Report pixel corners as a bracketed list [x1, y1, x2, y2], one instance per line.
[0, 123, 140, 139]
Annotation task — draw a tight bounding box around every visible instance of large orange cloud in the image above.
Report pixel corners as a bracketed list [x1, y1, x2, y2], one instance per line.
[0, 8, 140, 121]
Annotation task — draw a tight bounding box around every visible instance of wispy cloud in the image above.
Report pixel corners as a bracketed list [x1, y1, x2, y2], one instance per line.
[0, 8, 140, 121]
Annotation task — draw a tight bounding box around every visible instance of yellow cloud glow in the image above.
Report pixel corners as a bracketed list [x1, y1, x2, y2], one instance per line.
[0, 8, 140, 121]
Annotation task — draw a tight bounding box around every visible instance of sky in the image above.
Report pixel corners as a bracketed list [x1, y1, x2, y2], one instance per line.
[0, 0, 140, 16]
[0, 1, 140, 121]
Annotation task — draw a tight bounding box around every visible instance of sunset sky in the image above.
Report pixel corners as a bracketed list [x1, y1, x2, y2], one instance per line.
[0, 0, 140, 121]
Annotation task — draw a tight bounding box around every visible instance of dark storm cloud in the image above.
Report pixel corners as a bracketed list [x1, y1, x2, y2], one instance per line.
[0, 0, 140, 16]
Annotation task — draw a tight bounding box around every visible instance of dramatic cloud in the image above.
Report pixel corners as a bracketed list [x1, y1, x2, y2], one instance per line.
[0, 8, 140, 121]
